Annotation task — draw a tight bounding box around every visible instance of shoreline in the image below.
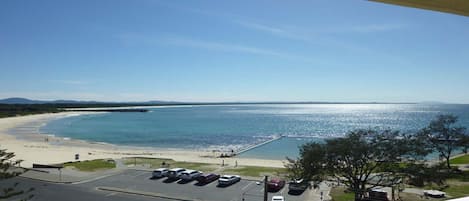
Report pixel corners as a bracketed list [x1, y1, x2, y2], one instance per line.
[0, 112, 287, 168]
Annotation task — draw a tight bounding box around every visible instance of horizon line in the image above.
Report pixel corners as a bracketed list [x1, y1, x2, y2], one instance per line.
[0, 97, 463, 105]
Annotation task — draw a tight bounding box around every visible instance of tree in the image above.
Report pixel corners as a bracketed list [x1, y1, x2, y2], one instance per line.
[0, 149, 33, 200]
[288, 129, 420, 201]
[459, 134, 469, 154]
[285, 141, 326, 182]
[419, 115, 466, 169]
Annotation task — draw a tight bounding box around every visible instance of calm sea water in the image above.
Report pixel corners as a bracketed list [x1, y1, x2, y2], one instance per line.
[40, 104, 469, 159]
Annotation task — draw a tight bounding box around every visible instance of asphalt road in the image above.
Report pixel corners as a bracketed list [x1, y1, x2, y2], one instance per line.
[0, 177, 169, 201]
[1, 169, 309, 201]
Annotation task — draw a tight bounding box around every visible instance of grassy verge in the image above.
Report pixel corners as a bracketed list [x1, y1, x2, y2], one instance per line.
[64, 159, 116, 172]
[123, 157, 287, 177]
[221, 166, 287, 178]
[330, 187, 354, 201]
[441, 180, 469, 198]
[447, 170, 469, 182]
[123, 157, 218, 172]
[450, 154, 469, 165]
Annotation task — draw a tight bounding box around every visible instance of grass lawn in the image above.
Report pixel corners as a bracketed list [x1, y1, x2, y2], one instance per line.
[447, 171, 469, 182]
[123, 157, 286, 177]
[123, 157, 218, 172]
[124, 157, 170, 167]
[221, 166, 287, 178]
[64, 159, 116, 172]
[442, 180, 469, 198]
[450, 154, 469, 165]
[330, 187, 354, 201]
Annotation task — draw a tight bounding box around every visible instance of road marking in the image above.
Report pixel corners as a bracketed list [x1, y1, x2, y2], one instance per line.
[105, 192, 118, 197]
[133, 171, 149, 178]
[73, 171, 124, 185]
[259, 187, 264, 192]
[242, 182, 254, 190]
[206, 181, 216, 187]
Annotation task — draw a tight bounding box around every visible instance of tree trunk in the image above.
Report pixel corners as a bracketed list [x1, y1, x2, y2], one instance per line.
[446, 155, 451, 169]
[354, 192, 361, 201]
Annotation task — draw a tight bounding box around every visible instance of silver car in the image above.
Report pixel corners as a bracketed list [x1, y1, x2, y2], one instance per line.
[218, 175, 241, 186]
[152, 168, 169, 178]
[179, 169, 202, 181]
[167, 168, 186, 179]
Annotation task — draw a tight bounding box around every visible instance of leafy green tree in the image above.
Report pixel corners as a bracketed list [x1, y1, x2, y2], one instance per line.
[285, 141, 326, 182]
[419, 115, 466, 169]
[402, 163, 446, 187]
[459, 134, 469, 154]
[288, 129, 421, 201]
[0, 149, 33, 200]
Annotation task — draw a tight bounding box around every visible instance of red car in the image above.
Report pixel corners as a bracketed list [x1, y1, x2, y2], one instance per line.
[267, 178, 286, 192]
[196, 173, 220, 184]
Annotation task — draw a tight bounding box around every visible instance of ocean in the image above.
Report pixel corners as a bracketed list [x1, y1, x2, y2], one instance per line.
[40, 104, 469, 160]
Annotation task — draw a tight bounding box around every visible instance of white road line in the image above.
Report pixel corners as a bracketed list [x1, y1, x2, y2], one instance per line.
[280, 187, 285, 195]
[73, 172, 121, 185]
[259, 187, 264, 192]
[134, 171, 149, 178]
[242, 182, 254, 190]
[105, 192, 118, 197]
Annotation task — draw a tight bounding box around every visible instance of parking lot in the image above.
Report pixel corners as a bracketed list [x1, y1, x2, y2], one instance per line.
[78, 169, 310, 201]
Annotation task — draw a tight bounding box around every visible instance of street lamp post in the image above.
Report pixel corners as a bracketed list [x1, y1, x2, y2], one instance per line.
[263, 175, 268, 201]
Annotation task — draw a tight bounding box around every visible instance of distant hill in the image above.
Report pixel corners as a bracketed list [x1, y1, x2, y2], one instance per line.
[0, 97, 103, 104]
[0, 97, 418, 105]
[0, 97, 181, 105]
[0, 97, 47, 104]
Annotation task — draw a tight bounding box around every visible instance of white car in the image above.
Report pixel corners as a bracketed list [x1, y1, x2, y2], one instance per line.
[152, 168, 169, 178]
[179, 169, 202, 181]
[271, 195, 285, 201]
[167, 168, 186, 179]
[218, 175, 241, 186]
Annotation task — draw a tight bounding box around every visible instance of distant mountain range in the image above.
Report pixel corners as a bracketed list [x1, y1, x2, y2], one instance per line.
[0, 97, 181, 105]
[0, 97, 438, 105]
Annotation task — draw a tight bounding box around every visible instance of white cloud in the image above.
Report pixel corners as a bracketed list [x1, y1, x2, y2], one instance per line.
[342, 24, 406, 33]
[235, 20, 405, 40]
[163, 37, 287, 57]
[116, 33, 320, 63]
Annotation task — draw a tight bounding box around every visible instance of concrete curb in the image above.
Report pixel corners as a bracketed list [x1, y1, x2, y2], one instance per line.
[97, 186, 202, 201]
[18, 169, 125, 185]
[18, 175, 75, 184]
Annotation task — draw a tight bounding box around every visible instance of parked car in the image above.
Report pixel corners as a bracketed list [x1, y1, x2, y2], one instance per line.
[267, 178, 286, 191]
[196, 173, 220, 184]
[167, 168, 186, 179]
[288, 179, 309, 192]
[271, 196, 285, 201]
[152, 168, 169, 178]
[179, 169, 202, 181]
[218, 175, 241, 186]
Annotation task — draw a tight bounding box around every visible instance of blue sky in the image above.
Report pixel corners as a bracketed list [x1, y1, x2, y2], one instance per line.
[1, 0, 468, 103]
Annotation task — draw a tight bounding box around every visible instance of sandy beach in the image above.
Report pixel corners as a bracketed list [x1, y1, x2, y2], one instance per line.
[0, 112, 286, 168]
